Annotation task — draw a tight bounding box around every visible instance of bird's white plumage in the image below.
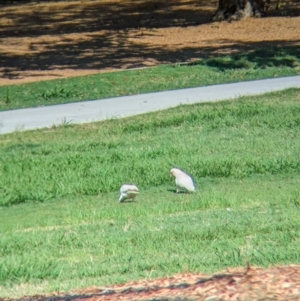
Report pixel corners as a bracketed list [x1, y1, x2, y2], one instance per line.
[170, 168, 196, 193]
[118, 184, 139, 202]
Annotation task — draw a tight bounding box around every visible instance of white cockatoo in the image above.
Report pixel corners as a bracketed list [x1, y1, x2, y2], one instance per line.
[170, 168, 196, 193]
[118, 184, 139, 202]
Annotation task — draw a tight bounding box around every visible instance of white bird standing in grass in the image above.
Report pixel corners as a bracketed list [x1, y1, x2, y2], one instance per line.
[170, 168, 196, 193]
[118, 184, 139, 202]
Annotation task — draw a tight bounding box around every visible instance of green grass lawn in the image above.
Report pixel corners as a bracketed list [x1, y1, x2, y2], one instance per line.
[1, 88, 300, 297]
[0, 47, 299, 111]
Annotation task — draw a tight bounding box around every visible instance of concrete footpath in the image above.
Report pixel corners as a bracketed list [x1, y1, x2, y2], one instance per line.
[0, 76, 299, 135]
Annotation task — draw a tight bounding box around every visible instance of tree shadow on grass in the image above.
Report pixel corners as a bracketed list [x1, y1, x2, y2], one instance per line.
[186, 45, 300, 71]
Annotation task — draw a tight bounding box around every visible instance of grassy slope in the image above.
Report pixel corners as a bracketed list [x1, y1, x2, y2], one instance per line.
[1, 88, 300, 297]
[1, 88, 300, 205]
[0, 47, 299, 111]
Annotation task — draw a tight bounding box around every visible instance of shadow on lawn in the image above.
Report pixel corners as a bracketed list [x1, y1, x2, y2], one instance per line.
[0, 0, 299, 80]
[186, 46, 300, 70]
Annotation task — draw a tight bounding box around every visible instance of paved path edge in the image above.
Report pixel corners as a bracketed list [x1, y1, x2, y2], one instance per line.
[0, 76, 299, 135]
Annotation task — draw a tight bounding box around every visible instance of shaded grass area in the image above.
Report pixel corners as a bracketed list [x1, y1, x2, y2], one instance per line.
[0, 47, 300, 111]
[1, 88, 300, 297]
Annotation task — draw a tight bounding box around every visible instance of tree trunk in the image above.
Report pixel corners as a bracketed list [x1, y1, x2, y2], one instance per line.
[211, 0, 268, 21]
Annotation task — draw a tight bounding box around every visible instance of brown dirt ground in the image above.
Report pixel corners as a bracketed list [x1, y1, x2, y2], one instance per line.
[0, 0, 299, 86]
[3, 265, 300, 301]
[1, 1, 300, 300]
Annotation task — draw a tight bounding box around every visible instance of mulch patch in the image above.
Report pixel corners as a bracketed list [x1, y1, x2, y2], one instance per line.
[4, 265, 300, 301]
